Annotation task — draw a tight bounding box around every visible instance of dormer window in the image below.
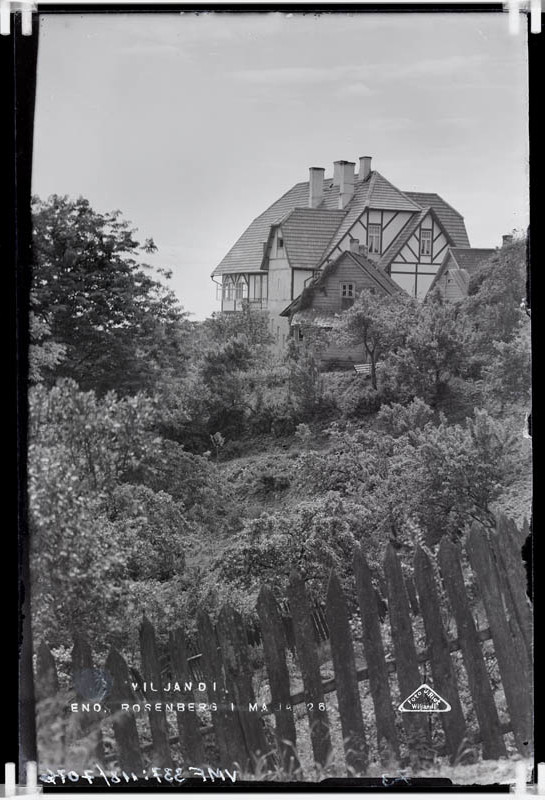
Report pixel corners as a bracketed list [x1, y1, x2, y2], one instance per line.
[368, 224, 381, 254]
[277, 236, 284, 252]
[420, 229, 432, 256]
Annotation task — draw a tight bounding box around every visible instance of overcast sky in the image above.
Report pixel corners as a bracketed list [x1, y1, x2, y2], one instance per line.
[33, 11, 529, 320]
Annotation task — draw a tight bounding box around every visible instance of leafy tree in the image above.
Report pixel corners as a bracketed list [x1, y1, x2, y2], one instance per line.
[31, 194, 190, 395]
[336, 290, 415, 389]
[200, 304, 273, 348]
[379, 296, 471, 409]
[28, 379, 216, 650]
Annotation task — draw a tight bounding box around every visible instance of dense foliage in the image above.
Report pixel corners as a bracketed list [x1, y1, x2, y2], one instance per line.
[28, 198, 531, 656]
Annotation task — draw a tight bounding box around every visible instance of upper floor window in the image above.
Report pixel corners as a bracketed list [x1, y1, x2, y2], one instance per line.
[341, 283, 354, 297]
[368, 224, 381, 254]
[277, 236, 284, 253]
[420, 229, 432, 256]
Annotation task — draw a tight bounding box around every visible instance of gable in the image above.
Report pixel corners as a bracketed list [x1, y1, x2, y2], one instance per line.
[280, 208, 345, 272]
[282, 250, 401, 318]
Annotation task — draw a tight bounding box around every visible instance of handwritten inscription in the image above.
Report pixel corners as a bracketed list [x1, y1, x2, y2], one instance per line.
[39, 765, 237, 785]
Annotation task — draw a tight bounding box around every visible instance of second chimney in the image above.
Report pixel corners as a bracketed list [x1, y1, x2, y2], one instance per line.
[338, 161, 355, 209]
[309, 167, 325, 208]
[359, 155, 372, 181]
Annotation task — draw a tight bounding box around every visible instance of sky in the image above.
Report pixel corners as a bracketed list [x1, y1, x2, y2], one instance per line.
[33, 11, 529, 320]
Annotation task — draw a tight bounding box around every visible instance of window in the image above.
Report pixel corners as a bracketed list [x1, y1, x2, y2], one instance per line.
[340, 283, 355, 309]
[277, 236, 284, 253]
[420, 229, 432, 256]
[368, 224, 381, 254]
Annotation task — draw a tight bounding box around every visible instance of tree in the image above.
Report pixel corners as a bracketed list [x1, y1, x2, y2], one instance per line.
[335, 290, 415, 389]
[200, 304, 273, 348]
[31, 194, 190, 395]
[380, 296, 471, 409]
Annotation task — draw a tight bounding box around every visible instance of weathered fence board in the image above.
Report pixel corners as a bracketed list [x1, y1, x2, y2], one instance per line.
[71, 634, 105, 763]
[104, 648, 144, 773]
[493, 516, 533, 667]
[413, 547, 467, 761]
[438, 538, 506, 759]
[287, 571, 332, 769]
[196, 610, 235, 766]
[216, 605, 272, 773]
[168, 628, 206, 766]
[466, 525, 532, 756]
[353, 546, 399, 763]
[139, 617, 174, 768]
[325, 570, 368, 774]
[256, 586, 300, 774]
[383, 544, 432, 764]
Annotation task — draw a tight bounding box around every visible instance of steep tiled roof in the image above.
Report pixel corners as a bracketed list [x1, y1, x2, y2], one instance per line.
[212, 172, 470, 277]
[281, 208, 345, 272]
[403, 192, 470, 247]
[213, 182, 309, 276]
[427, 247, 496, 296]
[368, 172, 421, 212]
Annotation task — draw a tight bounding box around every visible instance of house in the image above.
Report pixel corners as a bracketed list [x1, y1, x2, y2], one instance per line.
[211, 156, 471, 351]
[280, 245, 403, 368]
[426, 246, 497, 301]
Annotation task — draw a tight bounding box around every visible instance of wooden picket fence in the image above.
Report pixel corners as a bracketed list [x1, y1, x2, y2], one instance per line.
[34, 515, 532, 778]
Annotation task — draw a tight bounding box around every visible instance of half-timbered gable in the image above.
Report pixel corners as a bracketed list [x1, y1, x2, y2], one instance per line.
[211, 155, 474, 352]
[380, 208, 454, 299]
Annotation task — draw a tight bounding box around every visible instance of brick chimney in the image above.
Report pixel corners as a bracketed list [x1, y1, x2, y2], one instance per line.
[338, 161, 355, 209]
[502, 234, 514, 246]
[349, 238, 360, 253]
[359, 155, 372, 181]
[309, 167, 325, 208]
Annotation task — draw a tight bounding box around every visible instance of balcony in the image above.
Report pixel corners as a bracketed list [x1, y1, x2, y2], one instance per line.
[221, 298, 268, 312]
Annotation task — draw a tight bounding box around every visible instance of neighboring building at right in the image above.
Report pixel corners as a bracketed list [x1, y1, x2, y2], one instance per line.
[426, 244, 502, 301]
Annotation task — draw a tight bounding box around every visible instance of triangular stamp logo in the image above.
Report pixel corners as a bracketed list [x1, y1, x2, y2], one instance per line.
[398, 683, 451, 712]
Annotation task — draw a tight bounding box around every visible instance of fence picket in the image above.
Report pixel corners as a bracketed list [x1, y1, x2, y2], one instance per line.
[71, 634, 105, 763]
[413, 547, 467, 761]
[437, 538, 506, 759]
[196, 610, 239, 767]
[325, 570, 368, 774]
[139, 616, 174, 768]
[466, 524, 532, 756]
[287, 571, 332, 769]
[353, 546, 399, 763]
[104, 648, 144, 773]
[216, 605, 273, 774]
[169, 629, 206, 766]
[256, 586, 300, 775]
[493, 516, 533, 666]
[383, 544, 432, 764]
